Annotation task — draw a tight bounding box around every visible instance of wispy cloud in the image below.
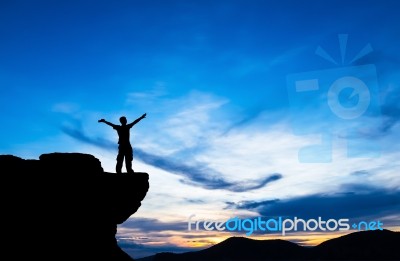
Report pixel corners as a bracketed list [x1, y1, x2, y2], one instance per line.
[126, 82, 167, 103]
[353, 49, 400, 136]
[379, 83, 400, 134]
[179, 172, 282, 192]
[52, 102, 80, 114]
[61, 119, 282, 192]
[61, 122, 117, 150]
[228, 184, 400, 225]
[350, 170, 372, 176]
[119, 217, 187, 232]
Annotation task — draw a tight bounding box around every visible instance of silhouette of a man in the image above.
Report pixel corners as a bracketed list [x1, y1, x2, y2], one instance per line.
[98, 113, 146, 173]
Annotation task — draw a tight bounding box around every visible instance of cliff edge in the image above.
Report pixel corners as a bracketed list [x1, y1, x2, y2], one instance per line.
[2, 152, 149, 260]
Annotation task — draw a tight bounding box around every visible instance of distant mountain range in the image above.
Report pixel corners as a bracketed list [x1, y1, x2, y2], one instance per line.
[138, 229, 399, 261]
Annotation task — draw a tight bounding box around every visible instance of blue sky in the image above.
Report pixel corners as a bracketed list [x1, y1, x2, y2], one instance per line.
[1, 0, 399, 259]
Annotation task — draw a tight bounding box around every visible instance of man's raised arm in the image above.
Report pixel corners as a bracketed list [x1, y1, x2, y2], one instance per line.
[129, 113, 146, 127]
[98, 119, 117, 128]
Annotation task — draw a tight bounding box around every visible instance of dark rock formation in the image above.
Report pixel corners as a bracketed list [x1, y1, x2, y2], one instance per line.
[2, 152, 149, 260]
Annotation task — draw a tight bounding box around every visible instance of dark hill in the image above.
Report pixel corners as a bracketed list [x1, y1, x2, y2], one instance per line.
[192, 236, 310, 260]
[2, 152, 149, 260]
[141, 230, 399, 261]
[314, 229, 400, 260]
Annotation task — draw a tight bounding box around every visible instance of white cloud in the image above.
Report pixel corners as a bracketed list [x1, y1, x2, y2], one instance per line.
[52, 102, 80, 114]
[126, 81, 167, 102]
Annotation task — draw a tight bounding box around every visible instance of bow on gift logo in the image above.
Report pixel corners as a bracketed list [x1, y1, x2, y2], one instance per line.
[286, 34, 382, 163]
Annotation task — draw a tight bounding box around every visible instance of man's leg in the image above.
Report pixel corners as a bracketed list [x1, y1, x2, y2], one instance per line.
[116, 152, 124, 174]
[125, 147, 134, 173]
[126, 159, 134, 174]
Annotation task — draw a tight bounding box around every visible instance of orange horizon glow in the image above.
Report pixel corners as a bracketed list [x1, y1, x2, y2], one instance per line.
[159, 226, 400, 250]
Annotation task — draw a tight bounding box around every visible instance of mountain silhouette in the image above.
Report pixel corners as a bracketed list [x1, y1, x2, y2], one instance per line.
[138, 229, 399, 261]
[314, 229, 400, 260]
[2, 152, 149, 260]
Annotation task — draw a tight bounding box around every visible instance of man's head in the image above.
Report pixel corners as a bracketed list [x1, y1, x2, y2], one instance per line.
[120, 116, 127, 125]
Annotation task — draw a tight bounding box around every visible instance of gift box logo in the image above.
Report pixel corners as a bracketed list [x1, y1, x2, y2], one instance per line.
[286, 35, 381, 163]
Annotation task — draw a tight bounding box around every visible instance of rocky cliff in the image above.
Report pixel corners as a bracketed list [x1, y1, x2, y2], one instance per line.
[2, 152, 149, 260]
